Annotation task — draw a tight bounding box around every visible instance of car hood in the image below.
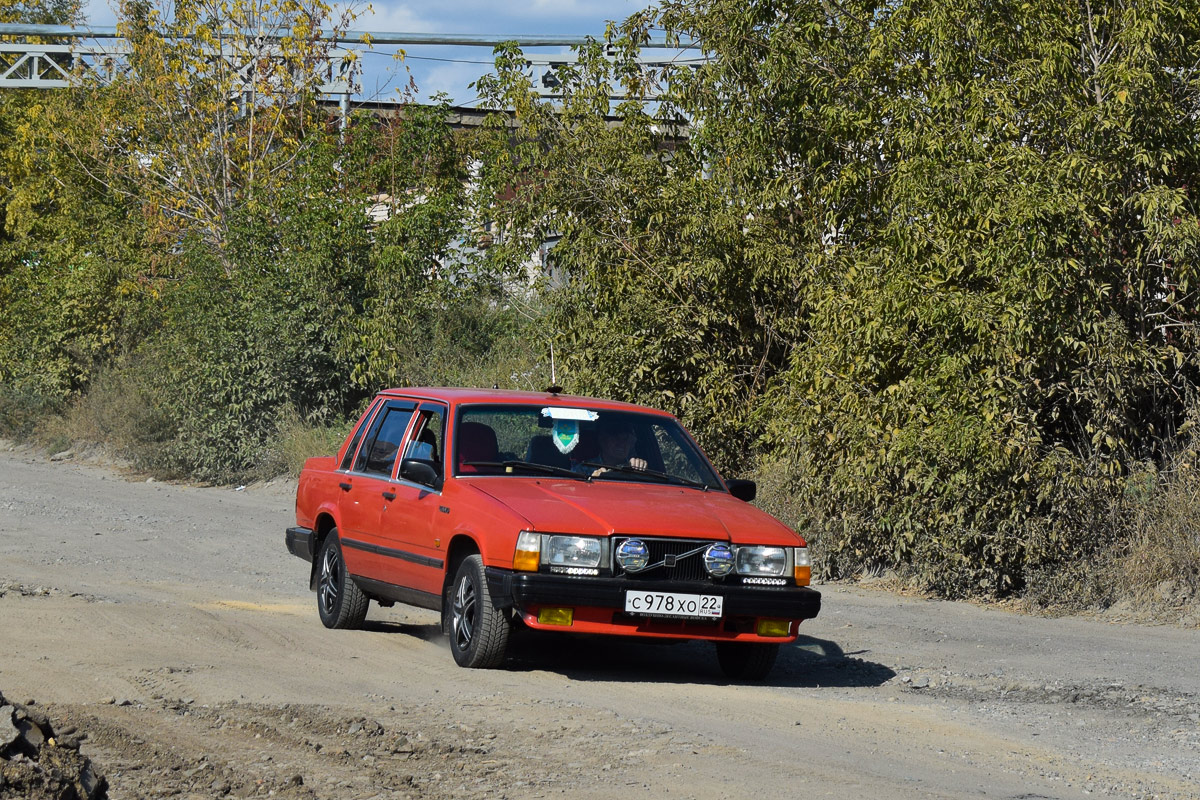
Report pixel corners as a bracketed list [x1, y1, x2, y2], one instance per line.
[466, 478, 800, 545]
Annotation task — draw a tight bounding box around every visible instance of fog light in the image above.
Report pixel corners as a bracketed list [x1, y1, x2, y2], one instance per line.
[538, 607, 573, 626]
[756, 619, 791, 637]
[616, 538, 649, 572]
[704, 543, 735, 577]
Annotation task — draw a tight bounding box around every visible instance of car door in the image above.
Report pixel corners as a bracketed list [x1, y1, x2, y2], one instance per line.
[337, 399, 416, 582]
[376, 402, 449, 596]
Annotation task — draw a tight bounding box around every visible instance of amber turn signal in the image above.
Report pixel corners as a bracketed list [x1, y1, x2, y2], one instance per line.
[794, 547, 811, 586]
[513, 531, 540, 571]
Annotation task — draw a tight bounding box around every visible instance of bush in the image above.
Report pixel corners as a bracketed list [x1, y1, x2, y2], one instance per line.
[0, 383, 60, 440]
[260, 406, 356, 478]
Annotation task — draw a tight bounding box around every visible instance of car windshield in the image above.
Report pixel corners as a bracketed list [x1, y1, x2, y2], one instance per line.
[454, 404, 721, 489]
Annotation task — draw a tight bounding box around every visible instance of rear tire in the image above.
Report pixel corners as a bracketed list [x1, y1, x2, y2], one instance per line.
[316, 532, 368, 630]
[715, 642, 779, 681]
[446, 554, 512, 668]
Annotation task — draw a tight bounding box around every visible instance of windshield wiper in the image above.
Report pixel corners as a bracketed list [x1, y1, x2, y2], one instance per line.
[580, 462, 709, 490]
[462, 460, 589, 480]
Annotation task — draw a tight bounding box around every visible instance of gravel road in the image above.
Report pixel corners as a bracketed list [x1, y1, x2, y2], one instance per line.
[1, 444, 1198, 800]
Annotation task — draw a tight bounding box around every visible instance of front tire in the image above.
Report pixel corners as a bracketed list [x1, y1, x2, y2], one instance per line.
[316, 532, 368, 630]
[715, 642, 779, 681]
[446, 554, 512, 668]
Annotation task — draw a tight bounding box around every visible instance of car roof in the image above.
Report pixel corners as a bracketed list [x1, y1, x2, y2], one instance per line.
[376, 387, 674, 417]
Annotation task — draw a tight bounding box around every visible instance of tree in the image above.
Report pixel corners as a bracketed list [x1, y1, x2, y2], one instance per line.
[65, 0, 363, 261]
[474, 37, 786, 467]
[0, 0, 81, 24]
[477, 0, 1200, 595]
[1, 0, 151, 423]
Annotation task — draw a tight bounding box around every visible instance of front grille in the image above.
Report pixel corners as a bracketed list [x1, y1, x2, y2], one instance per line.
[612, 537, 720, 582]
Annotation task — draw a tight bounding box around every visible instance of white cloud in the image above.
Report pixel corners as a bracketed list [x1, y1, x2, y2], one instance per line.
[414, 59, 491, 104]
[358, 1, 646, 30]
[347, 2, 436, 33]
[525, 0, 642, 18]
[84, 0, 118, 26]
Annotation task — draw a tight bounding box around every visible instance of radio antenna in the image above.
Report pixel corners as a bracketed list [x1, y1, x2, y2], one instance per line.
[545, 342, 562, 394]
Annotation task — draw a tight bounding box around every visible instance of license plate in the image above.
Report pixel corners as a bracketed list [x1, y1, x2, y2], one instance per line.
[625, 590, 723, 619]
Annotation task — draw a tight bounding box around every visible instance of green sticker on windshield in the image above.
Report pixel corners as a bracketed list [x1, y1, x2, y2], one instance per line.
[552, 419, 580, 454]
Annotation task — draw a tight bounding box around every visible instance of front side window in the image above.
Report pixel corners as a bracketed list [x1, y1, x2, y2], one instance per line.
[402, 406, 446, 466]
[454, 404, 721, 489]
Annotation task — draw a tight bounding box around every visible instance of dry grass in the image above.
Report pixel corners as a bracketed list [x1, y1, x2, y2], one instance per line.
[35, 365, 183, 478]
[1118, 459, 1200, 612]
[260, 408, 353, 478]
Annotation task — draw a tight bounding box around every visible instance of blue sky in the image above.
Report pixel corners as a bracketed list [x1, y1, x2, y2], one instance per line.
[82, 1, 652, 104]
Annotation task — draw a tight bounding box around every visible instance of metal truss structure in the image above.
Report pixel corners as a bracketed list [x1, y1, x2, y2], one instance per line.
[0, 23, 698, 102]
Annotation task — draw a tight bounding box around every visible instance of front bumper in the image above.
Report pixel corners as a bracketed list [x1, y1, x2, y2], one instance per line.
[484, 567, 821, 641]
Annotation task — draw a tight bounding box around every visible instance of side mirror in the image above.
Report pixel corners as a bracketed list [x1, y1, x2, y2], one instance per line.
[726, 479, 756, 502]
[400, 458, 442, 489]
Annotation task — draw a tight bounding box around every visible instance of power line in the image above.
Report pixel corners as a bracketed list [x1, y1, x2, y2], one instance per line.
[0, 23, 698, 49]
[363, 51, 496, 66]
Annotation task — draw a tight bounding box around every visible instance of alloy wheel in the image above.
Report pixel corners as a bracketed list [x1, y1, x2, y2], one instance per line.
[319, 544, 341, 617]
[452, 574, 476, 651]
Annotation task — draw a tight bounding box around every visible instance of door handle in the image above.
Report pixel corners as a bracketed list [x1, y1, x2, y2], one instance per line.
[338, 481, 352, 491]
[382, 491, 397, 501]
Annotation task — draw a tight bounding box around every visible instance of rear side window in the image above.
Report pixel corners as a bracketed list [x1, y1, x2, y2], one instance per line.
[353, 401, 416, 475]
[339, 401, 382, 471]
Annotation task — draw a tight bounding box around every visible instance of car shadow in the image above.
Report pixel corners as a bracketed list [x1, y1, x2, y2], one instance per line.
[501, 628, 895, 688]
[362, 619, 444, 642]
[361, 613, 894, 688]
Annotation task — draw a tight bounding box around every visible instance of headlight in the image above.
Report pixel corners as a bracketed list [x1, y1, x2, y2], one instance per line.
[546, 535, 602, 569]
[735, 546, 787, 577]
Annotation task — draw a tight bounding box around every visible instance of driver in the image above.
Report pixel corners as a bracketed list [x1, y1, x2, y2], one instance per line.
[576, 417, 647, 477]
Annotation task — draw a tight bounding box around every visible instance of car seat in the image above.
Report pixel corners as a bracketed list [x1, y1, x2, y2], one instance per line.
[457, 422, 501, 473]
[525, 434, 570, 470]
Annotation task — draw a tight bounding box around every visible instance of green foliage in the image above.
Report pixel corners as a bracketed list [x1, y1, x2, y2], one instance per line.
[0, 86, 157, 413]
[2, 67, 524, 482]
[0, 0, 81, 24]
[7, 0, 1200, 608]
[475, 40, 786, 468]
[116, 110, 495, 483]
[85, 0, 363, 256]
[476, 0, 1200, 597]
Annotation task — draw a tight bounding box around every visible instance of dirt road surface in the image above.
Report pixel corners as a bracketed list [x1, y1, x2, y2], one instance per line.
[1, 446, 1198, 800]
